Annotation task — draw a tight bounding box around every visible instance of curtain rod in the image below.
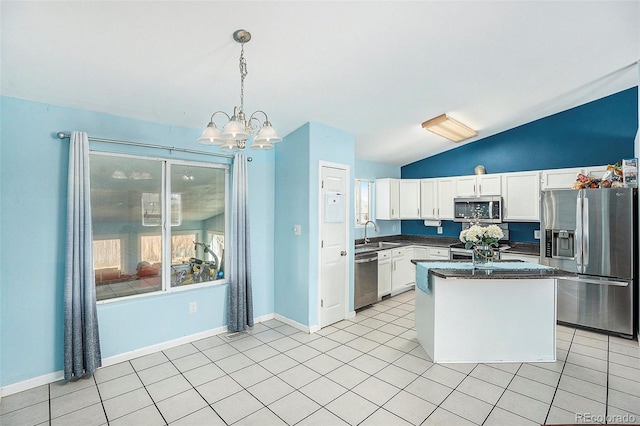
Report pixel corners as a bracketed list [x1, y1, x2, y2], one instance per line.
[56, 132, 252, 161]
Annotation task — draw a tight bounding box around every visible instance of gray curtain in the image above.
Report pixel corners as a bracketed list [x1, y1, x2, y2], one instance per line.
[64, 131, 101, 380]
[227, 154, 254, 332]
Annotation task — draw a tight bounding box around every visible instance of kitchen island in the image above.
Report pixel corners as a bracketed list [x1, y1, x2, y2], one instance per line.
[413, 260, 574, 364]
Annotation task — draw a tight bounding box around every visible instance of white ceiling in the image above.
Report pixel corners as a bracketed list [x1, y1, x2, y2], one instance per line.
[2, 1, 638, 166]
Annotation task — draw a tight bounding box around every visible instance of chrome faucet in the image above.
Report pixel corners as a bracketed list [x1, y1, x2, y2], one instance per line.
[363, 220, 379, 244]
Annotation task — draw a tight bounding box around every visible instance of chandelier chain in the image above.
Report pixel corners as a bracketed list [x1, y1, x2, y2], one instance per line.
[239, 42, 248, 114]
[197, 29, 281, 151]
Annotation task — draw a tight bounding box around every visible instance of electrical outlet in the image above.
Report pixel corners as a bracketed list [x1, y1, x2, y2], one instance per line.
[534, 230, 541, 239]
[189, 302, 197, 313]
[392, 225, 397, 232]
[437, 226, 443, 234]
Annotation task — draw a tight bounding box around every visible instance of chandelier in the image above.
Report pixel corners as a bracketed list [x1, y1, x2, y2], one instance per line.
[197, 29, 282, 151]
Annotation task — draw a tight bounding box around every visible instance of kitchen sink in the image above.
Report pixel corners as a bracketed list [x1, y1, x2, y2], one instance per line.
[354, 241, 401, 253]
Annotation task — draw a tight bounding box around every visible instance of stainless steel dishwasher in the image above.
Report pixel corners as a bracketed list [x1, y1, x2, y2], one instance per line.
[354, 252, 378, 310]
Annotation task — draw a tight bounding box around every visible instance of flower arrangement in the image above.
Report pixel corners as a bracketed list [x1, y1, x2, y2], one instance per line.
[459, 224, 504, 249]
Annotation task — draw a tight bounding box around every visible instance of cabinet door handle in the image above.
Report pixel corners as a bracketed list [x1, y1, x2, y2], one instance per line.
[474, 184, 476, 194]
[479, 184, 482, 194]
[432, 208, 435, 216]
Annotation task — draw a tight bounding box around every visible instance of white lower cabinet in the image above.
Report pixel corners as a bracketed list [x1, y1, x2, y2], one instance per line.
[426, 247, 450, 260]
[377, 250, 392, 298]
[378, 245, 451, 299]
[500, 252, 540, 264]
[392, 248, 415, 294]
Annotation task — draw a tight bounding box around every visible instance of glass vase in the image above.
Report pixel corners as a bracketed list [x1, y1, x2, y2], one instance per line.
[473, 244, 495, 268]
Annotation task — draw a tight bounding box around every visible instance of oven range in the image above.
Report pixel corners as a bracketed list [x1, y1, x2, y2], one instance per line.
[448, 242, 511, 260]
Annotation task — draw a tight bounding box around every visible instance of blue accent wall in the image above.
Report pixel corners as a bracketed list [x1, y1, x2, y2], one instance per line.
[401, 87, 639, 242]
[0, 96, 276, 387]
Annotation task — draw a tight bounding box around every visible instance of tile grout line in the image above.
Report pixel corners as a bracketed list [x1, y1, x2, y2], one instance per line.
[543, 326, 575, 425]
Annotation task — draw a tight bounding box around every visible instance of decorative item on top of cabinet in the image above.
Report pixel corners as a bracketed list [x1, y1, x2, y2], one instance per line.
[375, 178, 400, 220]
[541, 165, 608, 190]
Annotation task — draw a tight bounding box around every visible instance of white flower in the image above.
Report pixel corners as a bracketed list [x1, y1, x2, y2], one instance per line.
[460, 224, 504, 248]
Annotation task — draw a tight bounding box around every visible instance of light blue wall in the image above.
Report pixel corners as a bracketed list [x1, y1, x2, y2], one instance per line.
[274, 122, 355, 327]
[273, 124, 311, 325]
[0, 96, 275, 387]
[308, 122, 355, 326]
[354, 159, 401, 239]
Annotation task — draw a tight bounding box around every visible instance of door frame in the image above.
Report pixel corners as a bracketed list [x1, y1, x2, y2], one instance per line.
[316, 160, 351, 330]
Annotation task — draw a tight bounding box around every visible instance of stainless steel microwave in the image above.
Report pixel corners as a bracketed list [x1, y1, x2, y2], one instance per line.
[453, 196, 503, 223]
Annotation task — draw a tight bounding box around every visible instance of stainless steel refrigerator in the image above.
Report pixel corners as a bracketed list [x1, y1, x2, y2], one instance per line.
[541, 187, 637, 338]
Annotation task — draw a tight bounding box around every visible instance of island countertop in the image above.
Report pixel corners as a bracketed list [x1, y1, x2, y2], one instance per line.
[411, 259, 577, 280]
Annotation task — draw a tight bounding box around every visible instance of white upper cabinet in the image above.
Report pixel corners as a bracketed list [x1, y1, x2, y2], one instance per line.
[437, 178, 457, 219]
[456, 174, 501, 197]
[541, 165, 608, 189]
[541, 167, 583, 189]
[501, 171, 541, 221]
[455, 176, 477, 197]
[420, 177, 456, 220]
[375, 178, 400, 220]
[399, 179, 421, 219]
[420, 179, 438, 220]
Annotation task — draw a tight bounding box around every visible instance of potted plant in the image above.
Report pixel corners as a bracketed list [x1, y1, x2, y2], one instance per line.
[459, 224, 504, 268]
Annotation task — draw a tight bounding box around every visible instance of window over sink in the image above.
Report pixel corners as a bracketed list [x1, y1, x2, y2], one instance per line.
[355, 179, 374, 226]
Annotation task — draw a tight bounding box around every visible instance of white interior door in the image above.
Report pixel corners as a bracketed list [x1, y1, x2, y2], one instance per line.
[320, 164, 349, 328]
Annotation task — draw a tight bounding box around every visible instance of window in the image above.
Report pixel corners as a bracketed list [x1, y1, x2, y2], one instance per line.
[90, 153, 228, 301]
[355, 179, 373, 226]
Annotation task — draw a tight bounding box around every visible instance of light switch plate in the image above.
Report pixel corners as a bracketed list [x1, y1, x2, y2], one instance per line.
[437, 227, 443, 234]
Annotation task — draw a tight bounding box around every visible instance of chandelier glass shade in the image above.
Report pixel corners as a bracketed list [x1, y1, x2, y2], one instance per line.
[198, 29, 282, 151]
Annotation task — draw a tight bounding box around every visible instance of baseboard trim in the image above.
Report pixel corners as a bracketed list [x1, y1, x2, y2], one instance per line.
[274, 313, 313, 334]
[0, 371, 65, 398]
[0, 313, 277, 398]
[101, 325, 228, 368]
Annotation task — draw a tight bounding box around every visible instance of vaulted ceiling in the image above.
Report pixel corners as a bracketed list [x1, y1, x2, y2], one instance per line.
[2, 1, 638, 166]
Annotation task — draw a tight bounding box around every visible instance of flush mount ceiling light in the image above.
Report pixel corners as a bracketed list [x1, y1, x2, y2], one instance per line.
[198, 29, 282, 151]
[421, 114, 477, 143]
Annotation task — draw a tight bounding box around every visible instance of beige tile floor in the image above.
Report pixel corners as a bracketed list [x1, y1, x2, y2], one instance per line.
[2, 289, 640, 425]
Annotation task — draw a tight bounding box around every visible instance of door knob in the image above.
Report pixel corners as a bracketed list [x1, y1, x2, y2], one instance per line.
[340, 250, 347, 256]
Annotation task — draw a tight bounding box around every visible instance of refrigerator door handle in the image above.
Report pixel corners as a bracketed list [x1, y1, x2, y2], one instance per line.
[573, 275, 629, 287]
[575, 192, 583, 273]
[583, 197, 589, 270]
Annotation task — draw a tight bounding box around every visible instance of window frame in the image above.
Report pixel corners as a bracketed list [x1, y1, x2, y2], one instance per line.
[354, 178, 374, 227]
[90, 151, 230, 303]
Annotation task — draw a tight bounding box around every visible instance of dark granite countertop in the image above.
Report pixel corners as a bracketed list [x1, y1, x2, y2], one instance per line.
[355, 235, 540, 255]
[412, 259, 576, 280]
